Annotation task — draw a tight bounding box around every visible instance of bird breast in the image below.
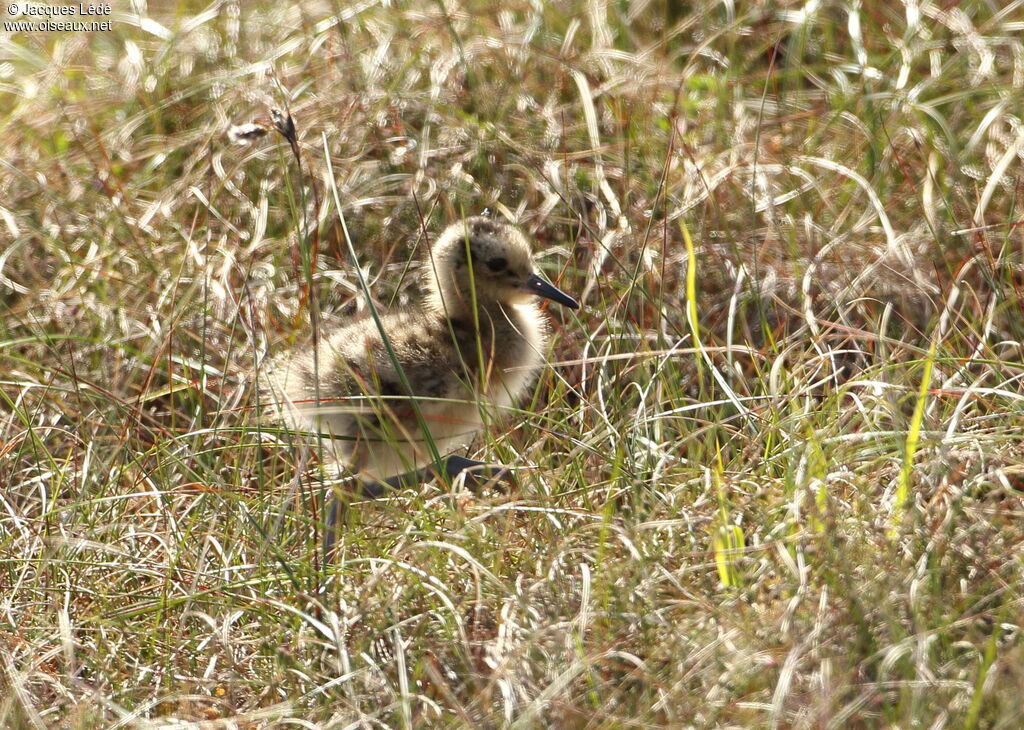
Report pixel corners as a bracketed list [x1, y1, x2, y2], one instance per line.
[266, 300, 550, 481]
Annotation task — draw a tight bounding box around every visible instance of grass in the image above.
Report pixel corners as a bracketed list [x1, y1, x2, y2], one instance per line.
[2, 0, 1024, 726]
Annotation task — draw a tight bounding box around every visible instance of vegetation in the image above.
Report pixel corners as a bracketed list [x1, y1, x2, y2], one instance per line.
[2, 0, 1023, 726]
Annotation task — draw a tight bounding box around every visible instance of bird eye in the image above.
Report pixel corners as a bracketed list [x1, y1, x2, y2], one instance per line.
[486, 257, 507, 272]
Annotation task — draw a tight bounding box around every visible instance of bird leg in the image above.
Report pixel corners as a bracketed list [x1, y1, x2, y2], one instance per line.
[439, 454, 512, 486]
[362, 455, 511, 495]
[322, 455, 513, 562]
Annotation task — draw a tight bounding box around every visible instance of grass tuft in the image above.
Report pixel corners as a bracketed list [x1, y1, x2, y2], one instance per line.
[2, 0, 1024, 727]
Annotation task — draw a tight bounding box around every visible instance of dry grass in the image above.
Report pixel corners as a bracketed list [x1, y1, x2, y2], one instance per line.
[2, 0, 1024, 727]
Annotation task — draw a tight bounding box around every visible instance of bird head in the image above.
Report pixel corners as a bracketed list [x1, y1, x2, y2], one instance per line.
[427, 216, 579, 313]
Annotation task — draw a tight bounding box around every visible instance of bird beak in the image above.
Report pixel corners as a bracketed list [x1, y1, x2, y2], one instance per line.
[523, 274, 579, 309]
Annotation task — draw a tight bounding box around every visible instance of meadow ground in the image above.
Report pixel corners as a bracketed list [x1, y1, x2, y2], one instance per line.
[2, 1, 1024, 727]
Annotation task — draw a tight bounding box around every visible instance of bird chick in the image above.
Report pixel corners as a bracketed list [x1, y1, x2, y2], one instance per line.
[263, 216, 578, 490]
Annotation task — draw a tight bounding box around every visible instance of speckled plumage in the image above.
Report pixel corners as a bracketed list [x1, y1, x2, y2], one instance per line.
[264, 216, 577, 485]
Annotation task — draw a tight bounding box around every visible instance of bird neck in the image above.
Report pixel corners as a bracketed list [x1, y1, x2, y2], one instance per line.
[426, 282, 507, 321]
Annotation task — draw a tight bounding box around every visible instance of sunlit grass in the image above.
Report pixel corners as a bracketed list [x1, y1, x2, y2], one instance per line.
[2, 0, 1024, 727]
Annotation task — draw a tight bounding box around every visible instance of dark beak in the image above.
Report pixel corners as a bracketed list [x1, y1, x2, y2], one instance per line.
[524, 273, 579, 309]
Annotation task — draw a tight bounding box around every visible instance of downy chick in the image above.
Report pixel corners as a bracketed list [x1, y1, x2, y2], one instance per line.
[264, 215, 579, 489]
